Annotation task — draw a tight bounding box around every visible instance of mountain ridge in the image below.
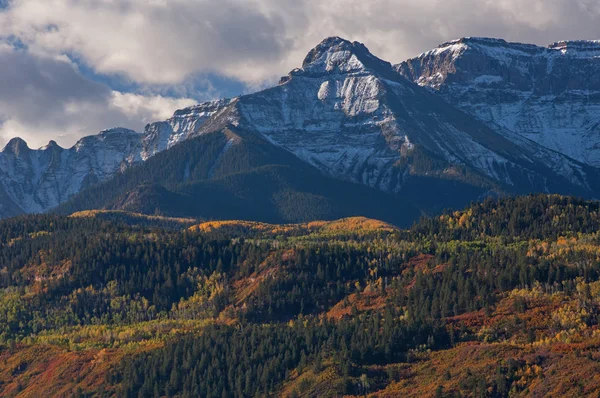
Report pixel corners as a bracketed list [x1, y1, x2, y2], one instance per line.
[396, 36, 600, 167]
[232, 36, 600, 198]
[0, 98, 233, 218]
[2, 35, 600, 221]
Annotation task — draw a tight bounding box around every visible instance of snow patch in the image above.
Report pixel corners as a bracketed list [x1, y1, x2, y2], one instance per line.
[317, 81, 331, 100]
[473, 75, 503, 85]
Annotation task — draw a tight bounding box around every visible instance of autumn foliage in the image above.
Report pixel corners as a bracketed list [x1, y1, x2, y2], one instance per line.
[1, 195, 600, 396]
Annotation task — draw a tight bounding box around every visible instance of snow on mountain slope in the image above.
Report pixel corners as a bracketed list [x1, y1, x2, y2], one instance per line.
[233, 37, 598, 196]
[0, 99, 231, 218]
[141, 98, 233, 160]
[396, 37, 600, 167]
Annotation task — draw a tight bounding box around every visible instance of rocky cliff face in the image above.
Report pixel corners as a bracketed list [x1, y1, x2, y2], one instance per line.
[233, 37, 598, 197]
[396, 37, 600, 167]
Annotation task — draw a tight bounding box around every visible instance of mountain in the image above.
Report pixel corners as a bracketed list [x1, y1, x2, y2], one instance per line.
[396, 37, 600, 167]
[232, 37, 600, 199]
[0, 100, 231, 218]
[58, 36, 600, 222]
[4, 36, 600, 222]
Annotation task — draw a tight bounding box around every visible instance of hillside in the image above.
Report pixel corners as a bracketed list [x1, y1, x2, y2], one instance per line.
[2, 195, 600, 396]
[55, 128, 421, 227]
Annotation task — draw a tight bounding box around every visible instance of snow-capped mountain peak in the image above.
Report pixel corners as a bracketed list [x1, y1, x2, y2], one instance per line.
[396, 36, 600, 167]
[300, 37, 372, 74]
[547, 40, 600, 56]
[0, 98, 233, 217]
[40, 140, 63, 151]
[235, 37, 599, 199]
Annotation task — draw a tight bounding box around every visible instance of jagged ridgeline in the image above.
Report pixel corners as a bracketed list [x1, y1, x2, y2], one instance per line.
[2, 195, 600, 396]
[1, 37, 600, 222]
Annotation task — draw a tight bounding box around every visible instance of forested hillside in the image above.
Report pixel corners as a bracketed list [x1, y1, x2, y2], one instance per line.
[55, 129, 420, 227]
[1, 195, 600, 396]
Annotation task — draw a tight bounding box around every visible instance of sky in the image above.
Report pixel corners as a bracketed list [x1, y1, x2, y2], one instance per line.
[0, 0, 599, 148]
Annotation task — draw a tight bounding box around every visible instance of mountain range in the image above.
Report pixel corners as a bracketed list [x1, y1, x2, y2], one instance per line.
[2, 36, 600, 223]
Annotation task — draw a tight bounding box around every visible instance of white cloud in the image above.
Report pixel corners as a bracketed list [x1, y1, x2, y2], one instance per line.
[0, 46, 195, 148]
[109, 92, 196, 123]
[2, 0, 599, 87]
[0, 0, 289, 85]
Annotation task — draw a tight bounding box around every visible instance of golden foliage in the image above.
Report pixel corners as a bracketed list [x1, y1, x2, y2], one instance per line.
[189, 217, 397, 236]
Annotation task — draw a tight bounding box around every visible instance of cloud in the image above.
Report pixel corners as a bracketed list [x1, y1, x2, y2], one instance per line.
[2, 0, 599, 88]
[0, 0, 289, 85]
[109, 92, 196, 124]
[0, 0, 599, 147]
[0, 45, 195, 148]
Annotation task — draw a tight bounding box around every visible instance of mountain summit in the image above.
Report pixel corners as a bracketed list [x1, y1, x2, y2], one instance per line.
[299, 37, 392, 75]
[2, 137, 30, 156]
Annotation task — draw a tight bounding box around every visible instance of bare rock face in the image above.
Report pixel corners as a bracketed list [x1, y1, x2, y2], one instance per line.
[396, 37, 600, 167]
